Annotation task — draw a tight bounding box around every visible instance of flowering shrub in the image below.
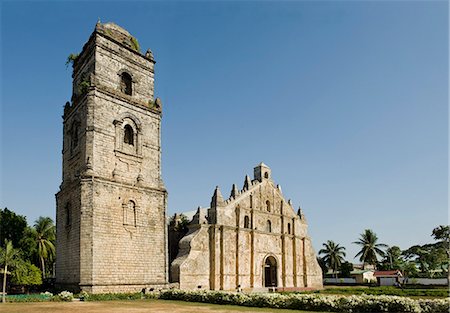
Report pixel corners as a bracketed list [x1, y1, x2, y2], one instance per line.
[159, 289, 450, 313]
[78, 290, 90, 301]
[40, 291, 53, 298]
[53, 291, 74, 302]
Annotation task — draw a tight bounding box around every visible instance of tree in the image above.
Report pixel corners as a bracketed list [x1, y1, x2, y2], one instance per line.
[319, 240, 346, 278]
[380, 246, 403, 270]
[432, 225, 450, 260]
[18, 227, 38, 264]
[401, 226, 450, 278]
[0, 240, 22, 303]
[353, 229, 387, 267]
[11, 261, 42, 287]
[0, 208, 27, 248]
[339, 261, 354, 278]
[432, 225, 449, 278]
[31, 217, 55, 279]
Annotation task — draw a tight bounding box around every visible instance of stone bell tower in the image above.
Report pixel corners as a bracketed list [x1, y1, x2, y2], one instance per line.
[56, 22, 167, 293]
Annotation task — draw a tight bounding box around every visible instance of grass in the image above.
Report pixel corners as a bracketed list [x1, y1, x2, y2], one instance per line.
[0, 299, 326, 313]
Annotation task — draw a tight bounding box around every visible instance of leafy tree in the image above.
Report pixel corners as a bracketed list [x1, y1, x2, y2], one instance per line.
[432, 225, 449, 261]
[319, 240, 346, 278]
[379, 246, 403, 270]
[31, 217, 56, 279]
[339, 261, 354, 278]
[18, 227, 38, 264]
[0, 240, 22, 303]
[402, 226, 450, 278]
[0, 208, 27, 248]
[11, 261, 42, 286]
[402, 261, 419, 278]
[432, 225, 450, 244]
[353, 229, 387, 267]
[403, 243, 447, 277]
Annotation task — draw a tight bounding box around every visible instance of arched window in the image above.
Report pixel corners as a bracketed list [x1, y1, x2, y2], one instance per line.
[266, 200, 271, 212]
[120, 72, 132, 95]
[264, 172, 269, 179]
[124, 200, 136, 226]
[124, 124, 134, 146]
[244, 215, 250, 229]
[287, 223, 291, 234]
[266, 220, 272, 232]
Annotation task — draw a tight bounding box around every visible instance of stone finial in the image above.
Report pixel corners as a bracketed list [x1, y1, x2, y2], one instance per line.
[192, 206, 206, 224]
[243, 175, 252, 190]
[288, 199, 292, 206]
[210, 186, 224, 208]
[230, 184, 238, 198]
[297, 206, 304, 219]
[277, 184, 282, 193]
[63, 101, 71, 117]
[154, 98, 162, 110]
[145, 48, 155, 61]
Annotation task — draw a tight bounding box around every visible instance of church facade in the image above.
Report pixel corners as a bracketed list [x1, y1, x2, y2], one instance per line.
[55, 22, 322, 293]
[171, 163, 323, 290]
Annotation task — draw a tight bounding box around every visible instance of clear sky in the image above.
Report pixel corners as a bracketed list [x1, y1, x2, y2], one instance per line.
[1, 1, 448, 262]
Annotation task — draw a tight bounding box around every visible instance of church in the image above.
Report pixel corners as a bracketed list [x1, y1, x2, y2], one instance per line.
[55, 22, 322, 293]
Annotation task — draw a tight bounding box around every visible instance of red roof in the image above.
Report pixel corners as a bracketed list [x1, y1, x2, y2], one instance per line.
[374, 270, 402, 277]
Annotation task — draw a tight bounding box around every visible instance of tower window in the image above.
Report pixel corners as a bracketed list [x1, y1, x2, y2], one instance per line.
[65, 203, 72, 227]
[120, 72, 132, 95]
[244, 215, 250, 229]
[124, 200, 136, 226]
[266, 220, 272, 233]
[266, 200, 271, 212]
[124, 125, 134, 146]
[264, 172, 269, 179]
[287, 223, 291, 234]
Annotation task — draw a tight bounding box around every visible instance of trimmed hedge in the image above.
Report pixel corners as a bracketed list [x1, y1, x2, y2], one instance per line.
[84, 292, 157, 301]
[159, 289, 450, 313]
[5, 294, 51, 303]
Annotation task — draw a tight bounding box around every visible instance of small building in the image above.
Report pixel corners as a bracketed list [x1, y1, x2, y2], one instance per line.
[374, 270, 403, 286]
[350, 269, 376, 284]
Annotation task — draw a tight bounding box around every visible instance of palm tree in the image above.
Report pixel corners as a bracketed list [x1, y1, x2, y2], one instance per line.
[353, 229, 387, 268]
[32, 217, 55, 279]
[0, 240, 22, 303]
[319, 240, 346, 278]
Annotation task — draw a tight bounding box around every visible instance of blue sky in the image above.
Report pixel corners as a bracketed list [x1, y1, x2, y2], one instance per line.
[1, 1, 448, 262]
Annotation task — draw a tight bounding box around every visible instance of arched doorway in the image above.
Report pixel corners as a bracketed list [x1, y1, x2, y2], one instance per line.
[264, 256, 277, 287]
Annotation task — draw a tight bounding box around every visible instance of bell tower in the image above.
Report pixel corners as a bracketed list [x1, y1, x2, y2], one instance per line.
[56, 22, 167, 293]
